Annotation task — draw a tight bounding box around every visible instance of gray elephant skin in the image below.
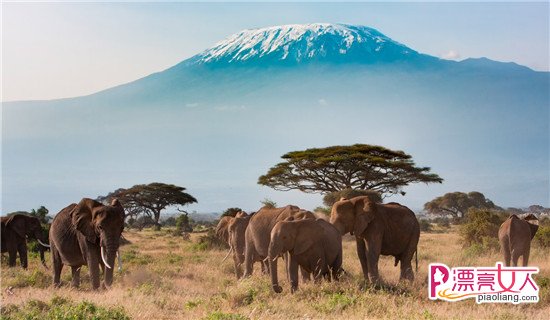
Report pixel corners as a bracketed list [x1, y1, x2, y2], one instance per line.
[49, 198, 125, 289]
[268, 218, 343, 293]
[1, 214, 50, 269]
[498, 214, 539, 266]
[330, 197, 419, 283]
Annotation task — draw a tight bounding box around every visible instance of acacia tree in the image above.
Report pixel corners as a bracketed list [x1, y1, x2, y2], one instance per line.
[258, 144, 442, 198]
[424, 191, 498, 219]
[100, 183, 197, 227]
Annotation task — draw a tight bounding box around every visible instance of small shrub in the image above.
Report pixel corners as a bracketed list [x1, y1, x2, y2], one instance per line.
[0, 297, 129, 320]
[121, 249, 153, 265]
[314, 292, 357, 313]
[6, 269, 50, 288]
[185, 299, 202, 310]
[260, 198, 277, 208]
[534, 225, 550, 247]
[203, 311, 248, 320]
[460, 209, 504, 247]
[433, 217, 450, 228]
[419, 219, 432, 232]
[194, 230, 228, 251]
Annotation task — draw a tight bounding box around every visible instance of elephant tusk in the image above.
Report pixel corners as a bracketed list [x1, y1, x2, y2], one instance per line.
[263, 257, 270, 263]
[117, 251, 122, 272]
[222, 247, 233, 262]
[101, 246, 112, 269]
[37, 239, 50, 248]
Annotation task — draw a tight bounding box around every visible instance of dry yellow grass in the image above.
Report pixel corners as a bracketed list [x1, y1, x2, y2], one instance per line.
[1, 226, 549, 319]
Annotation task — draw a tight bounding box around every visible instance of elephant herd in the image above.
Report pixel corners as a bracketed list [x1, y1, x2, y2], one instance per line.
[215, 196, 421, 293]
[0, 195, 540, 292]
[1, 198, 125, 290]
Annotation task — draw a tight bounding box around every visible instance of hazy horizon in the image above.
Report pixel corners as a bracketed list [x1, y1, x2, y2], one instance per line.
[2, 2, 549, 216]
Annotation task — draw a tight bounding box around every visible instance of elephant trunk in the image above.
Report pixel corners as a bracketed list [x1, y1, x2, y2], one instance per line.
[102, 240, 119, 288]
[268, 242, 283, 293]
[39, 245, 48, 269]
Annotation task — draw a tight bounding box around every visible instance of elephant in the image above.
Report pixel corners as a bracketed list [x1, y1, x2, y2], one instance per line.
[49, 198, 125, 289]
[330, 196, 419, 283]
[243, 205, 315, 277]
[268, 218, 343, 293]
[1, 214, 50, 269]
[224, 214, 251, 279]
[215, 211, 248, 245]
[498, 214, 539, 266]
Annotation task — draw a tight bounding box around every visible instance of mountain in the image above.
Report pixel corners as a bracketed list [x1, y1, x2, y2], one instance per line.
[2, 23, 548, 214]
[193, 23, 425, 65]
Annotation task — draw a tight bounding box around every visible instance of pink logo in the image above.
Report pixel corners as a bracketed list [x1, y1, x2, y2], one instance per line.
[428, 263, 539, 304]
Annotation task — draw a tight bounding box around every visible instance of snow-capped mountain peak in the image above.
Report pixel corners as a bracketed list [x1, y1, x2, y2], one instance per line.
[196, 23, 419, 64]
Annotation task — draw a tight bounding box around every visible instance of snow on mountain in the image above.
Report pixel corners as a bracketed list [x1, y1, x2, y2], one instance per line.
[196, 23, 419, 64]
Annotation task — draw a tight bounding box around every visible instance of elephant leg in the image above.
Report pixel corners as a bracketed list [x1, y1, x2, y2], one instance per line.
[232, 253, 242, 279]
[300, 266, 311, 282]
[264, 259, 271, 273]
[511, 250, 520, 267]
[356, 237, 369, 280]
[243, 244, 254, 277]
[332, 251, 343, 281]
[71, 266, 81, 288]
[17, 242, 28, 269]
[52, 244, 63, 287]
[522, 247, 530, 267]
[87, 251, 101, 290]
[289, 256, 299, 293]
[501, 242, 511, 267]
[365, 240, 382, 285]
[7, 246, 17, 267]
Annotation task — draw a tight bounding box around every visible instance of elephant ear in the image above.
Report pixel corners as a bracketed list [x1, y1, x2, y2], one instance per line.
[6, 215, 27, 239]
[522, 214, 539, 239]
[72, 198, 102, 243]
[293, 224, 316, 256]
[353, 198, 376, 237]
[110, 198, 126, 222]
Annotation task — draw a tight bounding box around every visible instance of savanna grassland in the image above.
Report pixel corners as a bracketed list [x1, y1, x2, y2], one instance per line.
[1, 226, 549, 319]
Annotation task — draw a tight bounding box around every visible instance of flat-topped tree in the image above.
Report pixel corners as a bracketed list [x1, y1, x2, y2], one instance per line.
[424, 191, 499, 220]
[258, 144, 443, 198]
[99, 183, 197, 227]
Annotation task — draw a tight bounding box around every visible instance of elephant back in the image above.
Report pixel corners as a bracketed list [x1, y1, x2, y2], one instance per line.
[247, 205, 312, 258]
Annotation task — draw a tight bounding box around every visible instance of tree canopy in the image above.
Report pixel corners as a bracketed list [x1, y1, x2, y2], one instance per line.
[99, 182, 197, 226]
[424, 191, 499, 219]
[258, 144, 442, 197]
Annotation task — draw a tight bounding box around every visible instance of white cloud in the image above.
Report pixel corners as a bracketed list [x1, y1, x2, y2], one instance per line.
[441, 50, 461, 60]
[318, 98, 328, 106]
[185, 102, 199, 108]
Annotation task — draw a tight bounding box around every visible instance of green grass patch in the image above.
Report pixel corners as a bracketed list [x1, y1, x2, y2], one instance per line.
[0, 296, 129, 320]
[202, 311, 248, 320]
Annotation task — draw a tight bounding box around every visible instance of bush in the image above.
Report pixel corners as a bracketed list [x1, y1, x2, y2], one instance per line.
[433, 217, 450, 228]
[419, 219, 432, 232]
[162, 216, 177, 227]
[460, 209, 504, 251]
[0, 296, 129, 320]
[176, 214, 193, 233]
[535, 226, 550, 247]
[194, 230, 228, 251]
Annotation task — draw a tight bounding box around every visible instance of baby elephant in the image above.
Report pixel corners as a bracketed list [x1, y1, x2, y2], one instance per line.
[498, 214, 539, 266]
[268, 218, 342, 293]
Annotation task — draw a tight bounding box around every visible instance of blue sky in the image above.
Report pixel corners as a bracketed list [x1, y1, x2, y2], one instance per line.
[3, 2, 549, 101]
[1, 2, 549, 215]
